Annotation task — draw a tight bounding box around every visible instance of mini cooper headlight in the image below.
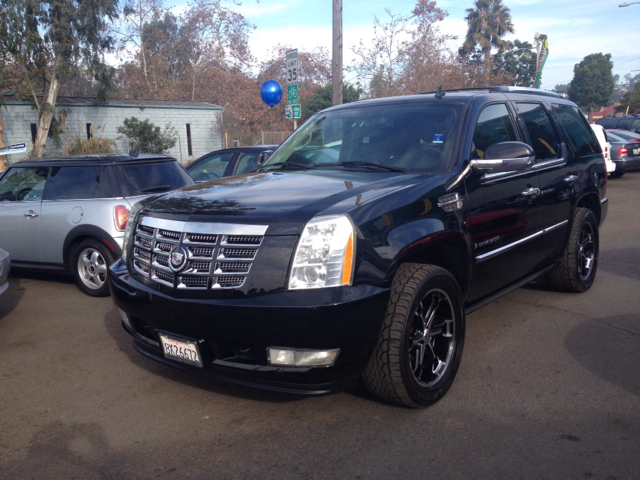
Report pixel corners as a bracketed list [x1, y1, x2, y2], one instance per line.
[288, 214, 355, 290]
[121, 202, 144, 263]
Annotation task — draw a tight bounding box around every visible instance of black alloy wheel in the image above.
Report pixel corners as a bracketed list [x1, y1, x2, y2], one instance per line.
[408, 288, 457, 388]
[578, 221, 596, 282]
[362, 264, 465, 408]
[546, 207, 599, 293]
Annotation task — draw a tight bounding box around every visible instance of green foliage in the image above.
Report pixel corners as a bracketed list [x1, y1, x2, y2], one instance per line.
[64, 137, 117, 155]
[492, 40, 536, 87]
[302, 83, 363, 118]
[568, 53, 615, 117]
[463, 0, 514, 82]
[615, 81, 640, 114]
[116, 117, 177, 154]
[0, 0, 119, 102]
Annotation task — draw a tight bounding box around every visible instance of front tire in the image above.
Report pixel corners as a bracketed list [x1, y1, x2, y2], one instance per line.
[72, 239, 114, 297]
[545, 207, 599, 293]
[362, 264, 465, 408]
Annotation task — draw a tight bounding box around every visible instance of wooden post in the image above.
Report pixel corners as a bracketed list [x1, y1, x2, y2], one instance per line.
[0, 114, 8, 171]
[332, 0, 343, 106]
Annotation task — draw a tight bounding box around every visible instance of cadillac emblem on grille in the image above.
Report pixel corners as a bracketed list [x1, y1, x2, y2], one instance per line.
[169, 247, 187, 272]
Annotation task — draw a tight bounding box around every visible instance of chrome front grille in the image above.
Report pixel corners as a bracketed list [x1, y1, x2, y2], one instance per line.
[218, 248, 257, 259]
[131, 218, 268, 290]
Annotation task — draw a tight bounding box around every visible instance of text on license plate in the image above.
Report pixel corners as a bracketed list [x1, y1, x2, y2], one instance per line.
[158, 333, 203, 368]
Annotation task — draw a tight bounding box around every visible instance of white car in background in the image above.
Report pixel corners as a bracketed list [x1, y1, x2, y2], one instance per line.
[591, 123, 616, 174]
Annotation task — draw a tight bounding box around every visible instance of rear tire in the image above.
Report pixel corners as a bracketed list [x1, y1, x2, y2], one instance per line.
[610, 170, 625, 178]
[362, 264, 465, 408]
[545, 207, 599, 293]
[72, 239, 114, 297]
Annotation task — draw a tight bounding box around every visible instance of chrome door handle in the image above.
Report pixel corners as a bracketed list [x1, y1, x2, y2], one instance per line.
[564, 175, 578, 183]
[521, 187, 541, 197]
[24, 211, 39, 218]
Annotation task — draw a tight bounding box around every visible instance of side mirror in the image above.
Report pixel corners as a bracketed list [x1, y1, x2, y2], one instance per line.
[257, 150, 274, 167]
[471, 142, 535, 173]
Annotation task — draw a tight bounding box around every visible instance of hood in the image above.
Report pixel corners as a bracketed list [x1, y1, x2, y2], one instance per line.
[140, 170, 419, 235]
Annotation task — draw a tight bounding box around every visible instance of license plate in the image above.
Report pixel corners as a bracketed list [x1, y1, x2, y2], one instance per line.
[634, 148, 639, 155]
[158, 333, 203, 368]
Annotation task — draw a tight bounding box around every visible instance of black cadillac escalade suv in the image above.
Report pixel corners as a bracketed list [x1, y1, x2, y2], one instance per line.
[110, 86, 608, 407]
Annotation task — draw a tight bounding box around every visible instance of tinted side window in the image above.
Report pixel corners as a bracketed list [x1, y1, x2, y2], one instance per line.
[44, 166, 115, 200]
[0, 167, 49, 202]
[472, 104, 518, 159]
[631, 118, 640, 133]
[618, 117, 633, 129]
[596, 117, 616, 128]
[515, 103, 560, 161]
[234, 152, 260, 175]
[552, 105, 599, 157]
[115, 161, 194, 197]
[187, 153, 234, 181]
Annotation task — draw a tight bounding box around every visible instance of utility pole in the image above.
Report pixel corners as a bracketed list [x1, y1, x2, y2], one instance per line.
[332, 0, 343, 106]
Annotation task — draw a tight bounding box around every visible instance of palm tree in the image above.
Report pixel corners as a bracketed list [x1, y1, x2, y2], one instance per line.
[463, 0, 514, 85]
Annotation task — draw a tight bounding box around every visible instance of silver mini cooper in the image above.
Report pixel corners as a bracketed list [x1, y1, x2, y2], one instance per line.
[0, 154, 193, 296]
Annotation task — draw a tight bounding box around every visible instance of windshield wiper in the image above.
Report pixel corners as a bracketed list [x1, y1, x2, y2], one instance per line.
[141, 185, 172, 193]
[257, 162, 315, 171]
[316, 161, 407, 173]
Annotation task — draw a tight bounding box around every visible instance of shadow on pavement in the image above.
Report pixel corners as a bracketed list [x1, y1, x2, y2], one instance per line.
[0, 421, 117, 479]
[0, 276, 26, 322]
[102, 306, 305, 404]
[564, 314, 640, 397]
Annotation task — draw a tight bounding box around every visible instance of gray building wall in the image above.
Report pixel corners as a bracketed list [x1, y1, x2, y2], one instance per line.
[1, 102, 224, 165]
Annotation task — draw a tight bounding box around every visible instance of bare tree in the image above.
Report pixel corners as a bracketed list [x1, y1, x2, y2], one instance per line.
[349, 10, 409, 99]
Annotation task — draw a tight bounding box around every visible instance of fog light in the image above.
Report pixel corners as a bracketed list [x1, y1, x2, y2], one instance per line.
[118, 308, 133, 330]
[268, 348, 340, 367]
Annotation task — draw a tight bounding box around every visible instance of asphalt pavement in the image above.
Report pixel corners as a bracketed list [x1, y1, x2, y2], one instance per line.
[1, 172, 639, 479]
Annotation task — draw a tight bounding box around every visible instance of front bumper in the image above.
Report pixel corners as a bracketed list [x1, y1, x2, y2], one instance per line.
[109, 260, 390, 395]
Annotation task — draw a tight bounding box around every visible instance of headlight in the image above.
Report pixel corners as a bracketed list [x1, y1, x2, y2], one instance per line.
[121, 202, 144, 263]
[289, 214, 355, 290]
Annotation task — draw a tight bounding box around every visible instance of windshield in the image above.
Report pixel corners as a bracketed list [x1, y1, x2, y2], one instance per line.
[115, 161, 194, 197]
[263, 103, 462, 173]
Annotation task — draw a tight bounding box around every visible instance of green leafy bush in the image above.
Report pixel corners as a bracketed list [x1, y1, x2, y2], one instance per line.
[116, 117, 177, 154]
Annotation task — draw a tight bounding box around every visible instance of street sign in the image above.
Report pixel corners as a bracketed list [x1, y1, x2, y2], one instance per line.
[0, 143, 26, 155]
[286, 105, 301, 119]
[287, 84, 298, 105]
[286, 49, 298, 85]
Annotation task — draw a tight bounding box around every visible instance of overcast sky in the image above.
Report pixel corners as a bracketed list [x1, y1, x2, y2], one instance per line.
[220, 0, 640, 90]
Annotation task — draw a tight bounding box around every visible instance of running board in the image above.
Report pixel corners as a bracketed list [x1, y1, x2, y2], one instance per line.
[465, 263, 558, 315]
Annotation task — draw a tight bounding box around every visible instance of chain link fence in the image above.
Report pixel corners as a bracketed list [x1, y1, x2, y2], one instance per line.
[255, 131, 292, 146]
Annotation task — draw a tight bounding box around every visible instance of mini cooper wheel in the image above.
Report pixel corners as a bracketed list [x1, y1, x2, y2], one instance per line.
[72, 239, 114, 297]
[546, 207, 599, 293]
[362, 264, 465, 408]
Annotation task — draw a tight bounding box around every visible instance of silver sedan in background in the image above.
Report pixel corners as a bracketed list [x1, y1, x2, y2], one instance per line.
[0, 247, 10, 295]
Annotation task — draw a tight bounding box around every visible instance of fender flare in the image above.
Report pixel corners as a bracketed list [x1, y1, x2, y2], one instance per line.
[63, 225, 122, 266]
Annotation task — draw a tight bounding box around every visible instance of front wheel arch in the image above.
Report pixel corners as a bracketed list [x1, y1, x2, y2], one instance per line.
[362, 263, 466, 407]
[63, 225, 121, 267]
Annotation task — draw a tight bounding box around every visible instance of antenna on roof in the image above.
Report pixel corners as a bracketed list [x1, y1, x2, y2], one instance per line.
[435, 86, 446, 99]
[129, 149, 139, 158]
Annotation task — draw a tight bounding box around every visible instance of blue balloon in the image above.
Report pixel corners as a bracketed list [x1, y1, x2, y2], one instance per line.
[260, 80, 283, 108]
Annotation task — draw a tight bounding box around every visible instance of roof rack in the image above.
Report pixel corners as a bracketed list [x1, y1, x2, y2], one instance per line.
[420, 86, 563, 99]
[489, 86, 563, 98]
[419, 87, 491, 95]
